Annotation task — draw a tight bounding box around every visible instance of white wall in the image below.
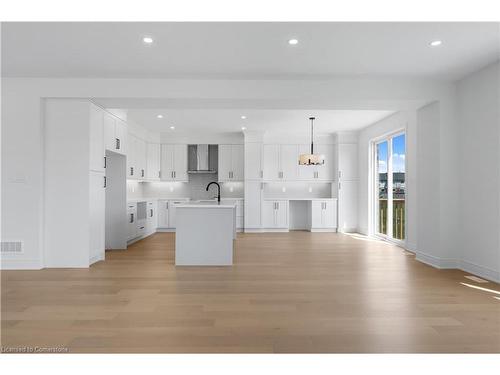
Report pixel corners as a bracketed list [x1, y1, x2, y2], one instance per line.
[457, 61, 500, 281]
[1, 76, 456, 269]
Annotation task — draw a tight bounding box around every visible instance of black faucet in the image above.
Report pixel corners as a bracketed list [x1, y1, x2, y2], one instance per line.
[206, 181, 221, 203]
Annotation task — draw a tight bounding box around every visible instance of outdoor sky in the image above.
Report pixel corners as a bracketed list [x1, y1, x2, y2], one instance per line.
[377, 134, 406, 173]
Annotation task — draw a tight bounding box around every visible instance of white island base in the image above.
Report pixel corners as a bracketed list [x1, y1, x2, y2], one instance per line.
[175, 203, 236, 266]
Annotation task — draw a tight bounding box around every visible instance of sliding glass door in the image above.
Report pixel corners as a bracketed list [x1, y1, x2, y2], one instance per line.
[374, 132, 406, 242]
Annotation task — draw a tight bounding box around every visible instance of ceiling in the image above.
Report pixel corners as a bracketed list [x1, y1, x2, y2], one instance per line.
[2, 22, 499, 80]
[123, 109, 395, 134]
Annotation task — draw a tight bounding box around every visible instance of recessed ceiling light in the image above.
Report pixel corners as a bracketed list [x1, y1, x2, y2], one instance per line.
[430, 40, 442, 47]
[170, 126, 175, 130]
[288, 39, 299, 45]
[241, 115, 246, 120]
[143, 36, 154, 44]
[157, 114, 163, 119]
[241, 126, 247, 131]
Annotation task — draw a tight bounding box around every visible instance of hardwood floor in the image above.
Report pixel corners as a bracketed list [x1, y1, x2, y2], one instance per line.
[2, 232, 500, 353]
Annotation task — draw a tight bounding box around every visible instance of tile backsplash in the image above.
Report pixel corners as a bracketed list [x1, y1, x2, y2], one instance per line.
[128, 173, 244, 200]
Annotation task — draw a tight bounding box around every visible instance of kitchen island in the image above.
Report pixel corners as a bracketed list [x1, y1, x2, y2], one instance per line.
[175, 201, 237, 266]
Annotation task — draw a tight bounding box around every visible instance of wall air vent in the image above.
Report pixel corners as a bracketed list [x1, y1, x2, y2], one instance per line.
[1, 241, 24, 253]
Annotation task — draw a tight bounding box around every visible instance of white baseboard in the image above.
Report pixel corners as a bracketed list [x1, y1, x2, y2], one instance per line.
[339, 227, 358, 233]
[0, 258, 42, 270]
[156, 228, 175, 233]
[460, 260, 500, 283]
[415, 251, 458, 269]
[310, 228, 338, 233]
[89, 253, 105, 265]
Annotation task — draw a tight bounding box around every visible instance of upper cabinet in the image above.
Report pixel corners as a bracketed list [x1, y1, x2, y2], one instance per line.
[263, 143, 336, 182]
[244, 143, 263, 180]
[146, 143, 161, 180]
[160, 144, 188, 182]
[263, 144, 299, 181]
[103, 111, 127, 156]
[337, 143, 357, 181]
[218, 144, 244, 182]
[89, 104, 105, 173]
[298, 144, 336, 181]
[127, 135, 147, 179]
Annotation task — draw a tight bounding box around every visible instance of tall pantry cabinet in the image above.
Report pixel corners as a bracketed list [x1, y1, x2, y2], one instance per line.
[44, 99, 108, 267]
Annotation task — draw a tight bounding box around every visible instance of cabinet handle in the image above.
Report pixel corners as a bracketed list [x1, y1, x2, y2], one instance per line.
[116, 138, 120, 150]
[104, 156, 106, 169]
[141, 169, 144, 177]
[260, 170, 263, 178]
[158, 171, 161, 178]
[166, 202, 169, 209]
[338, 182, 341, 190]
[171, 171, 173, 178]
[130, 213, 134, 223]
[130, 167, 134, 176]
[103, 176, 106, 188]
[174, 171, 176, 178]
[150, 209, 153, 217]
[339, 171, 342, 179]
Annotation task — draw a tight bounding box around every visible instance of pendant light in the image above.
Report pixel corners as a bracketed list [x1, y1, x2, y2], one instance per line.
[299, 117, 325, 165]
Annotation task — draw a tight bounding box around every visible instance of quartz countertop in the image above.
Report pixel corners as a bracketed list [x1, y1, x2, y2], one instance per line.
[263, 197, 337, 201]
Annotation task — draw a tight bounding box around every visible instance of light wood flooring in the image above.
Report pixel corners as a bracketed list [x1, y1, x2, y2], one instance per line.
[2, 232, 500, 353]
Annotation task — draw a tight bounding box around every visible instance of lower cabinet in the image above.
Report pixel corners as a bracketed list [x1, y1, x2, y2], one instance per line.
[263, 200, 289, 229]
[127, 203, 137, 241]
[310, 200, 337, 230]
[146, 201, 157, 235]
[157, 200, 170, 228]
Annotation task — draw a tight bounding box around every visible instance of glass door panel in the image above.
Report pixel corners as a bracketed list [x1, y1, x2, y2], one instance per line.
[392, 134, 406, 240]
[376, 141, 388, 235]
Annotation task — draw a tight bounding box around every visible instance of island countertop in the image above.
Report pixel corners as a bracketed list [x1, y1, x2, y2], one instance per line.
[176, 200, 237, 209]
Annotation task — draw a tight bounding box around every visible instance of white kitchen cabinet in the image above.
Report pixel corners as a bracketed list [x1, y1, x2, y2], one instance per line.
[263, 144, 280, 180]
[168, 200, 187, 228]
[146, 201, 158, 234]
[280, 144, 299, 180]
[244, 142, 263, 180]
[338, 143, 358, 180]
[263, 144, 299, 181]
[262, 200, 288, 229]
[103, 111, 127, 155]
[244, 181, 263, 229]
[127, 203, 138, 241]
[127, 135, 137, 178]
[218, 144, 244, 181]
[89, 171, 105, 264]
[298, 144, 336, 181]
[161, 144, 188, 181]
[337, 138, 358, 233]
[157, 200, 170, 228]
[146, 143, 161, 180]
[338, 180, 357, 232]
[89, 105, 105, 173]
[311, 200, 337, 229]
[127, 135, 147, 179]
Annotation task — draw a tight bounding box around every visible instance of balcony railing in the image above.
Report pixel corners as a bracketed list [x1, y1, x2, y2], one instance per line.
[378, 199, 405, 240]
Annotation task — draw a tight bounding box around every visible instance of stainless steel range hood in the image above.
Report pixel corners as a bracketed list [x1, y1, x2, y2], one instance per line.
[187, 144, 218, 173]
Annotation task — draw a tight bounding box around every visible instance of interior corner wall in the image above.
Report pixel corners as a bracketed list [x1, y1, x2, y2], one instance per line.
[457, 61, 500, 282]
[415, 102, 443, 266]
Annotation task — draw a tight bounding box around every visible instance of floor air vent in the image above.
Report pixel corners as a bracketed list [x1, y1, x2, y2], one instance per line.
[1, 241, 23, 253]
[464, 275, 488, 283]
